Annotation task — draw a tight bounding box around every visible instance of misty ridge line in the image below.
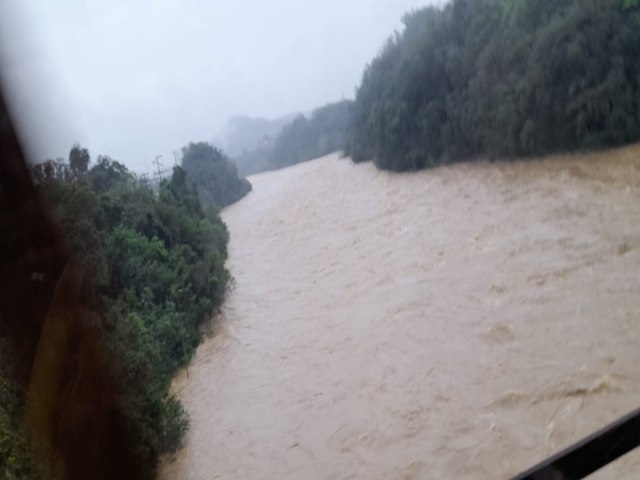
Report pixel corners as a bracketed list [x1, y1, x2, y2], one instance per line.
[2, 0, 431, 170]
[222, 0, 640, 177]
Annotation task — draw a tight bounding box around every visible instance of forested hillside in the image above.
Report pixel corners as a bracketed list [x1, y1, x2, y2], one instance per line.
[0, 143, 248, 479]
[232, 100, 352, 175]
[347, 0, 640, 171]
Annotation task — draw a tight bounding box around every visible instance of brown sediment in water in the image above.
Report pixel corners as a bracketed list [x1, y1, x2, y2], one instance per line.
[161, 145, 640, 479]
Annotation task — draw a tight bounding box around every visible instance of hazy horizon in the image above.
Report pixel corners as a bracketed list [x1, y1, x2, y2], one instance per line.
[0, 0, 440, 173]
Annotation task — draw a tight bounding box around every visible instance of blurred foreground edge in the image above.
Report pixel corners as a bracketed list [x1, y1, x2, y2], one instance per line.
[0, 88, 145, 478]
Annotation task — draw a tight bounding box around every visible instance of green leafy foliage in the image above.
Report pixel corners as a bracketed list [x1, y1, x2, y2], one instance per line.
[347, 0, 640, 171]
[68, 144, 90, 177]
[180, 142, 251, 208]
[0, 341, 39, 480]
[23, 144, 239, 476]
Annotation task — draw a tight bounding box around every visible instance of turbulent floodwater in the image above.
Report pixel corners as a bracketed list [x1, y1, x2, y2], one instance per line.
[162, 146, 640, 479]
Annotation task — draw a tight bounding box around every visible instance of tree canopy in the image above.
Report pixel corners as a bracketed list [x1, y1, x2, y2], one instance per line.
[347, 0, 640, 171]
[181, 142, 251, 208]
[17, 144, 240, 478]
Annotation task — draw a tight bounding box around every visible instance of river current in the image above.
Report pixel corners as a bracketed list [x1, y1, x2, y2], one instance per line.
[162, 146, 640, 479]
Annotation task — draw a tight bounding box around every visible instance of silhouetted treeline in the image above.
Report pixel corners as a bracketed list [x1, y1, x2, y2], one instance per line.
[347, 0, 640, 171]
[233, 100, 353, 175]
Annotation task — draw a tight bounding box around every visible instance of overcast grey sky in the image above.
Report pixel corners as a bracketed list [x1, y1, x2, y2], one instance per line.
[0, 0, 437, 172]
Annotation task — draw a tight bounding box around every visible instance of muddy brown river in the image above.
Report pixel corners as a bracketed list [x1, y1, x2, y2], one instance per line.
[161, 146, 640, 479]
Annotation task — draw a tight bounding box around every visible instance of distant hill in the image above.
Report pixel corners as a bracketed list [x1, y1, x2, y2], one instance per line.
[230, 100, 353, 176]
[218, 114, 298, 158]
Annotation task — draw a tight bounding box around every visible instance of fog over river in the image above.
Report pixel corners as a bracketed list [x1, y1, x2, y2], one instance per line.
[162, 146, 640, 479]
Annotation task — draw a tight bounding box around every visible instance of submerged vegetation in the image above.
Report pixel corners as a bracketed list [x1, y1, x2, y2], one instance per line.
[347, 0, 640, 171]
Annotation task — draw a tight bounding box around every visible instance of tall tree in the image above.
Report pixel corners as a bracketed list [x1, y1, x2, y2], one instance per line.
[69, 143, 90, 176]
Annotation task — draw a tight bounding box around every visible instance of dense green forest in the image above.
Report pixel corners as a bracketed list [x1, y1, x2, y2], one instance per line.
[347, 0, 640, 171]
[181, 142, 251, 207]
[232, 100, 352, 175]
[1, 143, 249, 478]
